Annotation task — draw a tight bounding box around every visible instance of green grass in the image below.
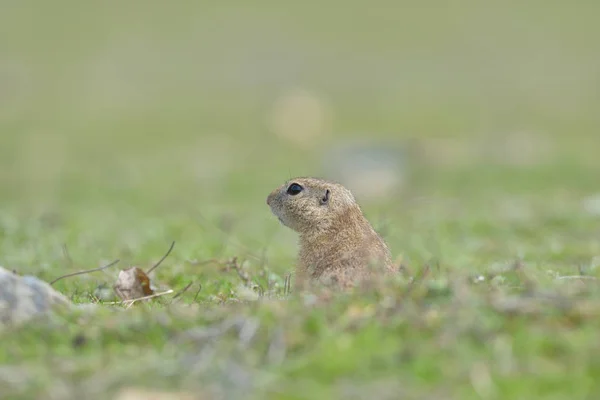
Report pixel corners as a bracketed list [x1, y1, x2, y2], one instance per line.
[1, 1, 600, 399]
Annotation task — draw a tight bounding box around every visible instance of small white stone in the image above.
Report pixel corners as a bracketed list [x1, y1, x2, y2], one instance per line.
[583, 194, 600, 216]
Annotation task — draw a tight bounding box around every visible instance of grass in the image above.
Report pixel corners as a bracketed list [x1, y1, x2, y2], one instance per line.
[1, 1, 600, 399]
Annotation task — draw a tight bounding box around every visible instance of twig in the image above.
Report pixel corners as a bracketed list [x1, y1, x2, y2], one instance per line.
[147, 241, 175, 274]
[186, 258, 224, 267]
[172, 281, 194, 300]
[229, 257, 253, 287]
[125, 289, 174, 305]
[62, 244, 74, 269]
[193, 284, 203, 302]
[255, 283, 265, 297]
[50, 259, 121, 286]
[88, 293, 101, 303]
[103, 289, 175, 308]
[557, 276, 597, 281]
[124, 289, 174, 309]
[284, 273, 292, 295]
[399, 264, 430, 301]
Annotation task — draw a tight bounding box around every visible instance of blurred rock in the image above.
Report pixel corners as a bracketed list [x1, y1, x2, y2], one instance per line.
[582, 194, 600, 216]
[411, 131, 554, 167]
[267, 88, 331, 147]
[409, 137, 473, 167]
[322, 141, 406, 201]
[0, 267, 71, 328]
[93, 283, 117, 302]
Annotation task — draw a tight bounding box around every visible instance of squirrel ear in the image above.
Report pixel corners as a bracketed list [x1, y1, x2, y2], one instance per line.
[320, 189, 330, 205]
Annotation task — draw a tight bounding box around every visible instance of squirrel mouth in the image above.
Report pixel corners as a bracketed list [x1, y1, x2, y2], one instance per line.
[276, 215, 290, 227]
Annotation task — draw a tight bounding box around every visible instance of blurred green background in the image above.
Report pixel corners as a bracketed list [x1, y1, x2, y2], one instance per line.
[2, 0, 599, 274]
[1, 0, 599, 274]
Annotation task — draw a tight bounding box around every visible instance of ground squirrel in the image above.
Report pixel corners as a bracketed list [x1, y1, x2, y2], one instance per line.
[267, 177, 396, 290]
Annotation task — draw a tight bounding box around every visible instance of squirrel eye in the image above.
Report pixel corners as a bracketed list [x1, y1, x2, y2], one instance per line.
[286, 183, 303, 195]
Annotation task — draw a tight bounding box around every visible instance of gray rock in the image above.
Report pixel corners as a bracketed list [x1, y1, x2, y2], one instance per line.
[0, 266, 72, 328]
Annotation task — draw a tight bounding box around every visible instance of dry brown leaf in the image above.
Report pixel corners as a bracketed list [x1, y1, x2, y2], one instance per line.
[113, 267, 154, 301]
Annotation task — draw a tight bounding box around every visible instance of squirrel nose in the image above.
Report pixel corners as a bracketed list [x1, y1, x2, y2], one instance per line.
[267, 191, 277, 206]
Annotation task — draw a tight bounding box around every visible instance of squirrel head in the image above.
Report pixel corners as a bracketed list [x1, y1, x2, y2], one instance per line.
[267, 177, 359, 234]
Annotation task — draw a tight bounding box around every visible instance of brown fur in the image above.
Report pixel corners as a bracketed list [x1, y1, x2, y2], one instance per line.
[267, 177, 396, 290]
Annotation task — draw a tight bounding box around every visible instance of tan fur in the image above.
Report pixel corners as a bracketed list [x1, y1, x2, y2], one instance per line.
[267, 177, 396, 291]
